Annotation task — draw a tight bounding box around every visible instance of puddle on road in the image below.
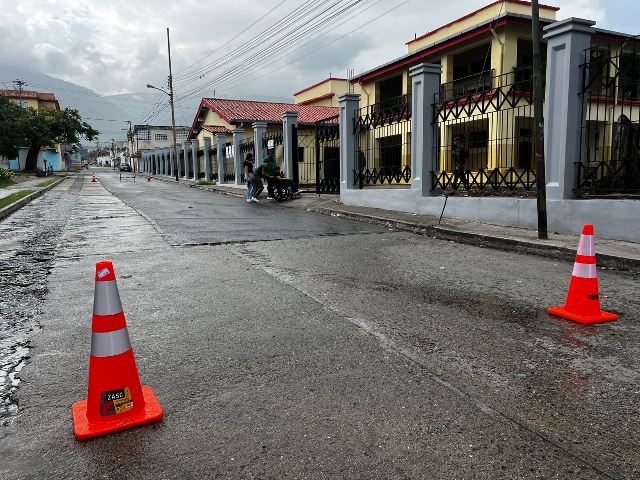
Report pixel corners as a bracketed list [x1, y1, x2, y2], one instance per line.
[0, 178, 78, 435]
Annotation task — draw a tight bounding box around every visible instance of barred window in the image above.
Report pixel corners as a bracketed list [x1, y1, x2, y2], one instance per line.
[154, 133, 168, 141]
[138, 130, 150, 141]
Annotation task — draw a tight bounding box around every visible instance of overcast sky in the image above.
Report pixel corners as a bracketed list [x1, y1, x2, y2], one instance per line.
[1, 0, 638, 103]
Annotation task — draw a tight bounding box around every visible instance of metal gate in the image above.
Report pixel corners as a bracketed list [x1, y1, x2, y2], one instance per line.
[291, 116, 340, 194]
[315, 115, 340, 193]
[292, 125, 316, 192]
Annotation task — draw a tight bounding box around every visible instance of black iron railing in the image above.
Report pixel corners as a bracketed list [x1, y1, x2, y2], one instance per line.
[432, 68, 537, 193]
[578, 38, 640, 196]
[262, 129, 283, 151]
[354, 95, 411, 187]
[239, 139, 254, 155]
[440, 70, 494, 101]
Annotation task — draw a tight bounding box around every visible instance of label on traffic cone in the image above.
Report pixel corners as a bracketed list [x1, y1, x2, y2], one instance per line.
[548, 224, 617, 325]
[71, 261, 163, 440]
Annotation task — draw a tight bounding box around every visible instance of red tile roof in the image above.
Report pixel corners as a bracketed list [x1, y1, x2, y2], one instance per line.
[202, 98, 338, 124]
[201, 125, 231, 134]
[189, 98, 339, 139]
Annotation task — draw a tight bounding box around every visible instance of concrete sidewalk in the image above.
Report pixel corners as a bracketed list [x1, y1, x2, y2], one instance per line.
[0, 177, 51, 200]
[151, 175, 640, 272]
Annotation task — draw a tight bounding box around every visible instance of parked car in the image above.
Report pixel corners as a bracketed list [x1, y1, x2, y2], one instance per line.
[120, 163, 133, 172]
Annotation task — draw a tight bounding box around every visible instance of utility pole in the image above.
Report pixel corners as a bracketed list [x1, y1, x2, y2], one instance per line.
[167, 27, 179, 182]
[126, 120, 134, 172]
[532, 0, 548, 239]
[111, 138, 116, 170]
[13, 79, 27, 108]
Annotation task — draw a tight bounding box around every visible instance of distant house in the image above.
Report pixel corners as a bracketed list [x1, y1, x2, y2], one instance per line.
[130, 124, 189, 171]
[293, 76, 350, 107]
[188, 98, 338, 184]
[0, 89, 64, 172]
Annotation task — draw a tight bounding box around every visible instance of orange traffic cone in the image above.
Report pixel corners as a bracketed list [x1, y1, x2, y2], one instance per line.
[147, 174, 151, 182]
[548, 224, 618, 325]
[91, 173, 96, 183]
[72, 261, 163, 440]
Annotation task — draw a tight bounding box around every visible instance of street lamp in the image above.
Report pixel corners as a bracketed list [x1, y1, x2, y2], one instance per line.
[147, 28, 180, 182]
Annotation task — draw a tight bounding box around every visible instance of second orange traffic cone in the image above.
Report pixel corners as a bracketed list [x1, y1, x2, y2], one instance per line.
[548, 224, 617, 325]
[72, 260, 163, 440]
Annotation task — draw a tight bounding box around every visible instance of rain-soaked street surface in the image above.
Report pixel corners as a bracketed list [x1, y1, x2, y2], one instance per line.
[0, 177, 81, 428]
[1, 170, 639, 479]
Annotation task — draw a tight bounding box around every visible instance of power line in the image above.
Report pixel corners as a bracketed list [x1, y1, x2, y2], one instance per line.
[178, 0, 382, 101]
[173, 0, 328, 85]
[175, 0, 289, 76]
[177, 0, 372, 100]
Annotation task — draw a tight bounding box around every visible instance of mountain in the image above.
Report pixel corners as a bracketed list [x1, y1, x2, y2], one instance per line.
[0, 65, 150, 145]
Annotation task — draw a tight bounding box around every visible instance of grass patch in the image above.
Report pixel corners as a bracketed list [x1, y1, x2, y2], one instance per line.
[196, 180, 217, 186]
[37, 178, 60, 188]
[0, 190, 34, 209]
[0, 178, 16, 189]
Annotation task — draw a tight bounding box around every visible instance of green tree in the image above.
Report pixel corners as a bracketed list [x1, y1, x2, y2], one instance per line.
[0, 96, 26, 160]
[0, 97, 99, 171]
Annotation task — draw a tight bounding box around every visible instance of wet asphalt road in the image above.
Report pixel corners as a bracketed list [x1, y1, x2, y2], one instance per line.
[1, 170, 638, 479]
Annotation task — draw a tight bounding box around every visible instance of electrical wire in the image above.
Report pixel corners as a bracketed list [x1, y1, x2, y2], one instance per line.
[177, 0, 373, 100]
[174, 0, 324, 85]
[178, 0, 407, 102]
[175, 0, 289, 76]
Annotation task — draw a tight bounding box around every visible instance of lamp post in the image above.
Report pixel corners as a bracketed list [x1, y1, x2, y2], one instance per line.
[146, 28, 179, 182]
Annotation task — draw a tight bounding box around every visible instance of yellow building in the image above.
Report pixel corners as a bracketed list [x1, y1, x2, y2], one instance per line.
[347, 1, 561, 188]
[347, 0, 639, 191]
[293, 76, 351, 107]
[0, 89, 60, 111]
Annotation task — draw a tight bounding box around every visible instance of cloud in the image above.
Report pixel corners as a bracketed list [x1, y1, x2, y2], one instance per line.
[0, 0, 636, 104]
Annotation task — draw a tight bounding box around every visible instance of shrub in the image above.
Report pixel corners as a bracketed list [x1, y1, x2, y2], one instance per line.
[0, 168, 14, 181]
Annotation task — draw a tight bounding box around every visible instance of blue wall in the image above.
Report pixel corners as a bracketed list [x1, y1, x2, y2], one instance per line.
[42, 150, 62, 171]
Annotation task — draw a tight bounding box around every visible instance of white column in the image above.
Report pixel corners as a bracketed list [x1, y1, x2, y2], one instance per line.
[233, 129, 244, 186]
[191, 139, 200, 180]
[410, 63, 442, 197]
[338, 94, 361, 191]
[253, 121, 268, 165]
[543, 18, 596, 200]
[282, 111, 299, 178]
[216, 133, 226, 182]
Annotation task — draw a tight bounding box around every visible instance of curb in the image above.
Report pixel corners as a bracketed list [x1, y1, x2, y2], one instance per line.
[307, 205, 640, 273]
[0, 176, 66, 222]
[147, 175, 639, 273]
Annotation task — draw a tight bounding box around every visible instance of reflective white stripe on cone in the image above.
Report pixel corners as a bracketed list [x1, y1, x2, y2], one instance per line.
[91, 328, 132, 357]
[577, 235, 595, 256]
[93, 281, 123, 316]
[572, 262, 597, 279]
